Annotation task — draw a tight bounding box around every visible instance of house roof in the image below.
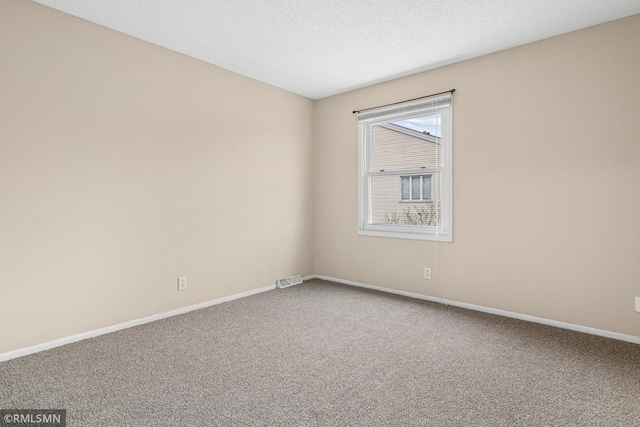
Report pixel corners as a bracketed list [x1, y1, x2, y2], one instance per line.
[380, 123, 441, 144]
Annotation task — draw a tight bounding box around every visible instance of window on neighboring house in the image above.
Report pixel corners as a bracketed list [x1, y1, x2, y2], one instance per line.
[357, 91, 453, 241]
[401, 175, 432, 201]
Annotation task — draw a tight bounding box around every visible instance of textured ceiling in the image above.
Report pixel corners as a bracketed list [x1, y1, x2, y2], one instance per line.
[33, 0, 640, 99]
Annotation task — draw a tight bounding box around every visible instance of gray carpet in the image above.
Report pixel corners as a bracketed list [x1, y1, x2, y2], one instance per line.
[1, 279, 639, 426]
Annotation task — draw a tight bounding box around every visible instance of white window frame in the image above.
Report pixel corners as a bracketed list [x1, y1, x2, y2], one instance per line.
[400, 175, 432, 202]
[357, 93, 453, 242]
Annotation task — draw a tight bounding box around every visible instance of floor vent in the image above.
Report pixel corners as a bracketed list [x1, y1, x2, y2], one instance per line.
[276, 274, 303, 289]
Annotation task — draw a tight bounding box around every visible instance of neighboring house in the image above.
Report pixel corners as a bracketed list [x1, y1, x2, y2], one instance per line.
[370, 122, 442, 226]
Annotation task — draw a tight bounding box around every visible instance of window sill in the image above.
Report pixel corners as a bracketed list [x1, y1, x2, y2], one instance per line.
[358, 226, 452, 242]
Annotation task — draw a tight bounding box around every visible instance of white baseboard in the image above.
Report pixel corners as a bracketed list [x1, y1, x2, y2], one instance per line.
[309, 274, 640, 345]
[4, 275, 637, 363]
[0, 284, 276, 363]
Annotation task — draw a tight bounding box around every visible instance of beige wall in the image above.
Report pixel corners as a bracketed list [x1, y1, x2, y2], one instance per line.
[314, 14, 640, 337]
[0, 1, 314, 354]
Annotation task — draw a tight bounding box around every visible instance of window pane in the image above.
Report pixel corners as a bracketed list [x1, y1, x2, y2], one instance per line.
[423, 175, 432, 200]
[371, 174, 442, 226]
[401, 177, 409, 200]
[371, 114, 441, 172]
[412, 176, 421, 200]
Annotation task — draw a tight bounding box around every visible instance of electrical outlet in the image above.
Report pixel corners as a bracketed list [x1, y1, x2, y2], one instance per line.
[178, 276, 187, 291]
[424, 267, 432, 280]
[635, 297, 640, 312]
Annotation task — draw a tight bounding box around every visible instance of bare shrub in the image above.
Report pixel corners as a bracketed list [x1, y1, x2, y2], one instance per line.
[385, 203, 440, 226]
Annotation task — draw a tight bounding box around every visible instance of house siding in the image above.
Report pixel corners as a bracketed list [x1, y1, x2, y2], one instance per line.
[370, 124, 442, 225]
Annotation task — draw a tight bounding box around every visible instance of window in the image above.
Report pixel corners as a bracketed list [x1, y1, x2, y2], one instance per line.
[401, 175, 432, 201]
[357, 92, 453, 241]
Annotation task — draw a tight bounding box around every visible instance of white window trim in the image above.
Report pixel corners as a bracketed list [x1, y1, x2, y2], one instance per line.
[357, 93, 453, 242]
